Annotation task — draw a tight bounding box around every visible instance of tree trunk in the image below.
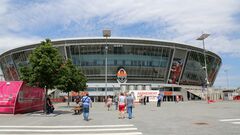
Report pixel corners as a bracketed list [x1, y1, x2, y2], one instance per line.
[44, 87, 48, 113]
[67, 92, 70, 107]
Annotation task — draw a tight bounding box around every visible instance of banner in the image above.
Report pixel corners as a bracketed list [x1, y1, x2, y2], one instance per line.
[129, 90, 159, 102]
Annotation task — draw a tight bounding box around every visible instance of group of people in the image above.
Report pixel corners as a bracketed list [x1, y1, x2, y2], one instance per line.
[104, 92, 134, 119]
[71, 92, 135, 121]
[46, 94, 92, 121]
[105, 92, 165, 119]
[46, 92, 167, 121]
[72, 94, 93, 121]
[75, 92, 164, 121]
[138, 93, 164, 107]
[118, 92, 135, 119]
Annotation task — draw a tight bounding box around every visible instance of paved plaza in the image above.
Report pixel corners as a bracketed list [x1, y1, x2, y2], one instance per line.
[0, 101, 239, 135]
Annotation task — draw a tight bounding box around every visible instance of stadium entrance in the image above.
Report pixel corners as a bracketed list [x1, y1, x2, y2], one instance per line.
[160, 86, 183, 102]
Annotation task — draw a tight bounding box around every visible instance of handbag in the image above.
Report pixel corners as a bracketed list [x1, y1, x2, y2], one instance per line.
[51, 106, 55, 111]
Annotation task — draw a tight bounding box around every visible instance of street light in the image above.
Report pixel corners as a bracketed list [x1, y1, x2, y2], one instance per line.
[112, 84, 116, 96]
[103, 30, 111, 100]
[197, 33, 210, 101]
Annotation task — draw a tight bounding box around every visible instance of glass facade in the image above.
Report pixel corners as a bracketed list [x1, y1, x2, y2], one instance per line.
[0, 55, 19, 81]
[67, 44, 173, 83]
[12, 50, 32, 73]
[180, 51, 221, 86]
[168, 49, 187, 84]
[0, 38, 221, 86]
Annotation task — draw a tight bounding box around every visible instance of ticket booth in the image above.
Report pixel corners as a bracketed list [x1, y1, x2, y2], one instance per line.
[0, 81, 44, 114]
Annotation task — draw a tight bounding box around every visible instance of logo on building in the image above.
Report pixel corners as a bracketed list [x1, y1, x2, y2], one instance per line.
[116, 68, 127, 83]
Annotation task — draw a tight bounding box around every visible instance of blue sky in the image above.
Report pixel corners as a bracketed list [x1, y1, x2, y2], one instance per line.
[0, 0, 240, 89]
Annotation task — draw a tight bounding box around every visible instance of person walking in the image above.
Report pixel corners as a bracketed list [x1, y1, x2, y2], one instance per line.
[126, 93, 134, 119]
[143, 96, 147, 105]
[157, 93, 164, 107]
[140, 95, 144, 105]
[106, 95, 113, 111]
[73, 97, 81, 115]
[81, 93, 92, 121]
[118, 92, 126, 119]
[176, 95, 179, 103]
[157, 94, 161, 107]
[114, 95, 118, 110]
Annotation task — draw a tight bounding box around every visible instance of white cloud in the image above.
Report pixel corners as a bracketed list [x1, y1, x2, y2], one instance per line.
[0, 35, 41, 54]
[0, 0, 240, 56]
[0, 0, 11, 34]
[1, 0, 240, 87]
[0, 0, 8, 14]
[207, 37, 240, 57]
[3, 1, 240, 31]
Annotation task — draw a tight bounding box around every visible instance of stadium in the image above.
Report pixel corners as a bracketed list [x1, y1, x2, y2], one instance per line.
[0, 37, 222, 102]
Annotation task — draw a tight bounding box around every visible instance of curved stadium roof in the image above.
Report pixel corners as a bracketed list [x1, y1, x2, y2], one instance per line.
[0, 37, 221, 60]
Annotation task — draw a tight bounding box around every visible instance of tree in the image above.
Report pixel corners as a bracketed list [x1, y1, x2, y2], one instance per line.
[56, 59, 87, 106]
[20, 39, 63, 112]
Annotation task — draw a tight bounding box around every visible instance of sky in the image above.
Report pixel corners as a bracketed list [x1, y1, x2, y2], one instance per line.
[0, 0, 240, 89]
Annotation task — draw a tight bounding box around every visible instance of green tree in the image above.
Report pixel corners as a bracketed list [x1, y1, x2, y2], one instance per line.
[56, 59, 87, 106]
[20, 39, 63, 112]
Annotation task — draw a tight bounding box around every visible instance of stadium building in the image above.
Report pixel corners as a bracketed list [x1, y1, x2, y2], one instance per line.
[0, 37, 222, 102]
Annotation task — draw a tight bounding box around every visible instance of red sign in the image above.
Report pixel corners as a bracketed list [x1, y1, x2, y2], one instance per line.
[71, 91, 88, 96]
[164, 91, 173, 96]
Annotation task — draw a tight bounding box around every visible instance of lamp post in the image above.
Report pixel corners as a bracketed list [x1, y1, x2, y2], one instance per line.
[103, 30, 111, 100]
[197, 33, 210, 101]
[113, 84, 116, 96]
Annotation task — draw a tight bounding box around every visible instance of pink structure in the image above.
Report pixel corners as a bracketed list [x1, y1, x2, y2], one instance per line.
[0, 81, 44, 114]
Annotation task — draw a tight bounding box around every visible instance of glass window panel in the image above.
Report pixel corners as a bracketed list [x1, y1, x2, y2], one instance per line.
[180, 51, 209, 85]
